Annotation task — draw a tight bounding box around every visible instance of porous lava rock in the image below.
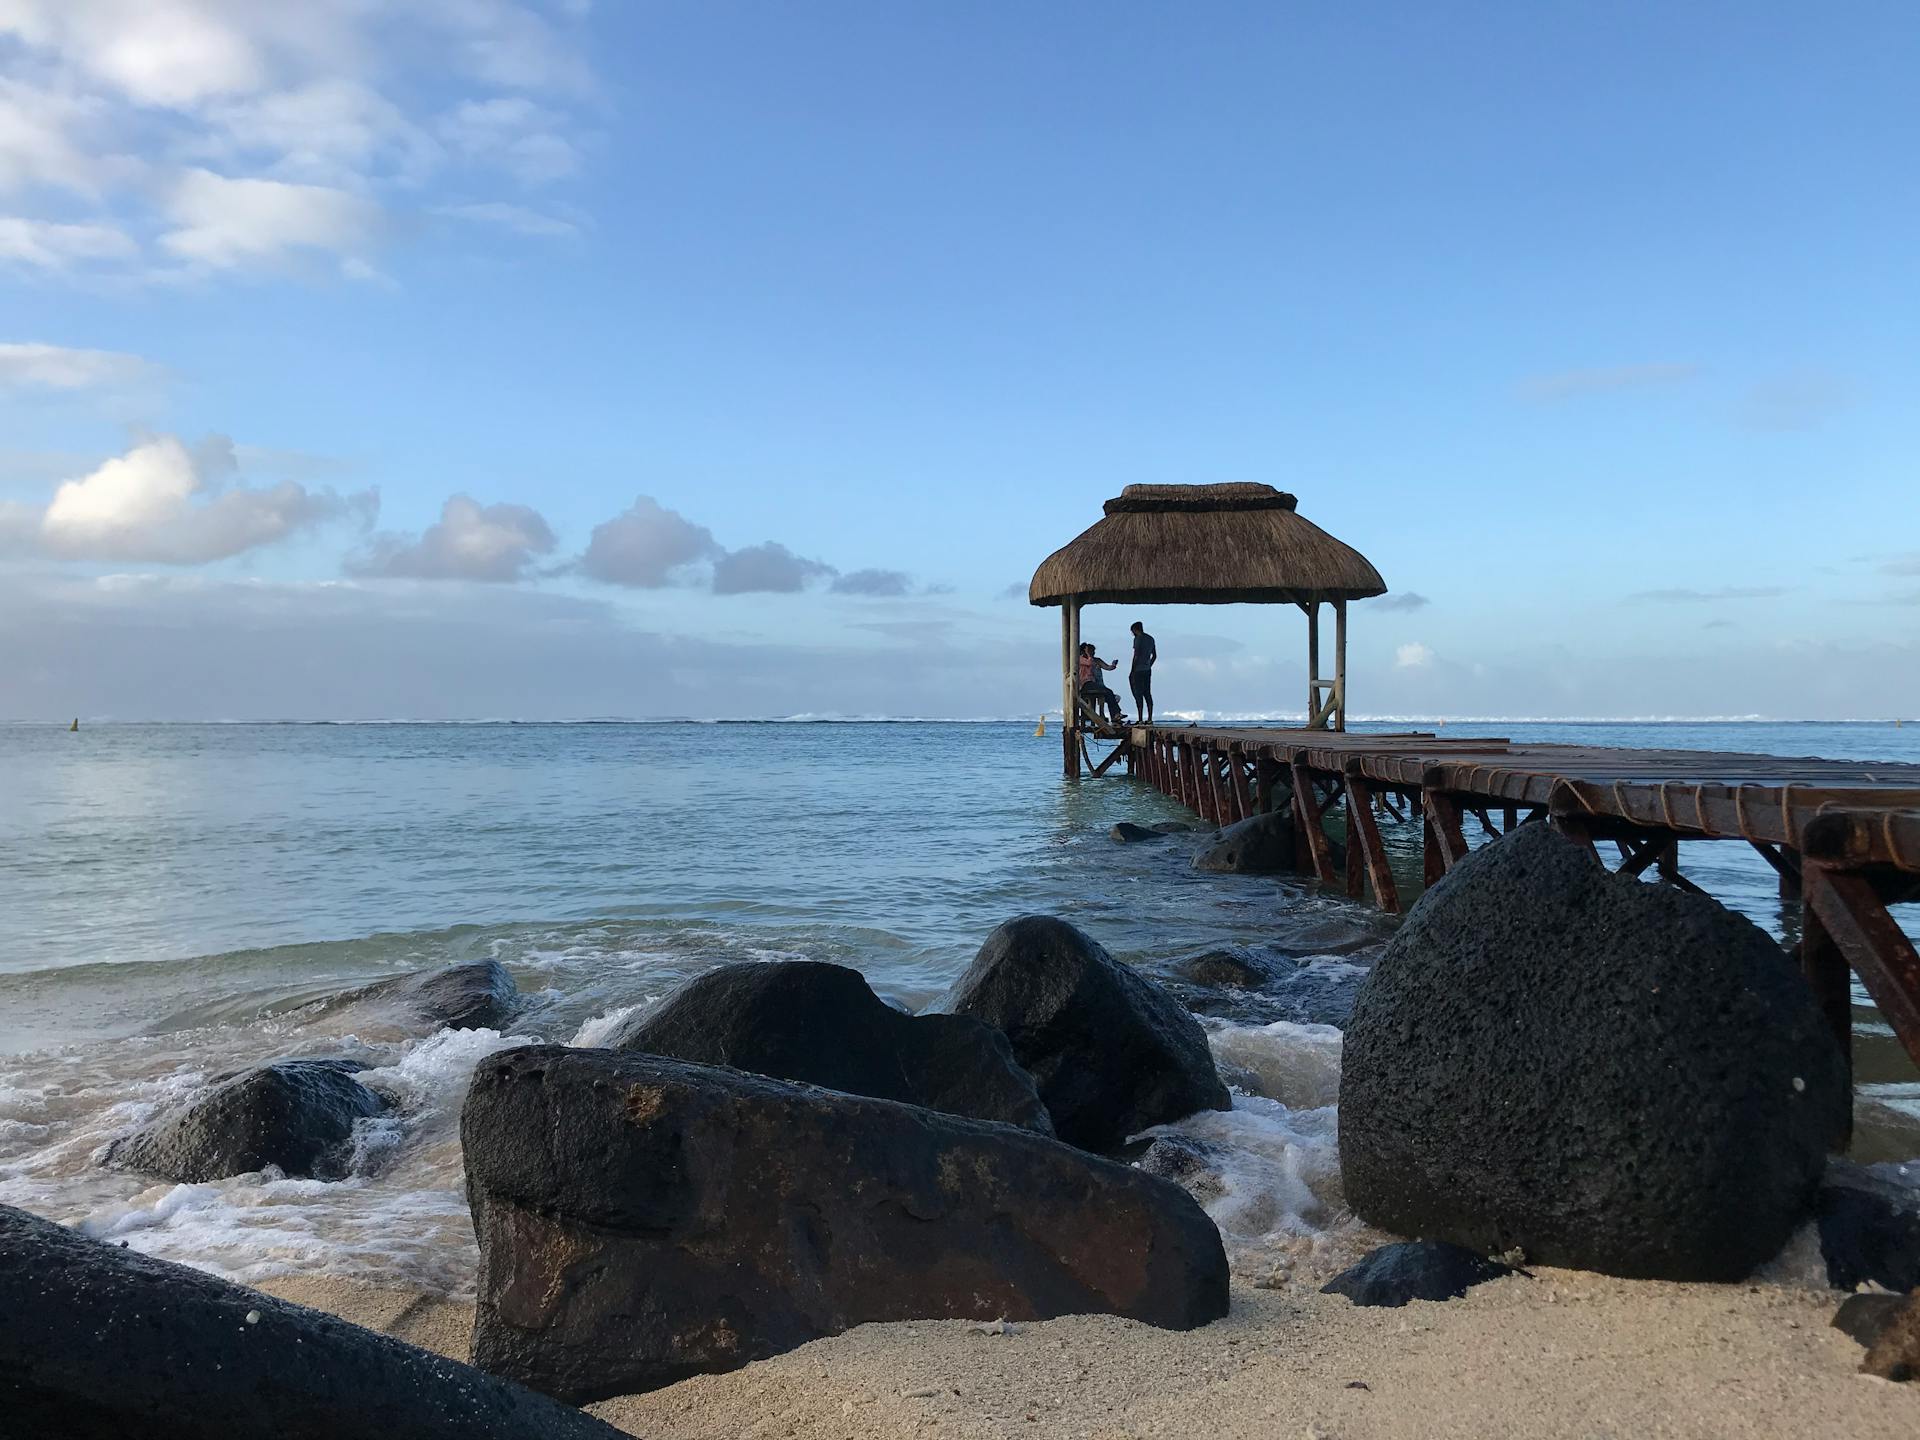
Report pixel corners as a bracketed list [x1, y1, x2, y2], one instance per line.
[1320, 1240, 1519, 1307]
[1818, 1161, 1920, 1294]
[462, 1046, 1229, 1402]
[1862, 1291, 1920, 1382]
[0, 1203, 622, 1440]
[604, 960, 1050, 1134]
[1339, 820, 1848, 1282]
[1191, 810, 1296, 875]
[318, 959, 518, 1034]
[103, 1059, 386, 1183]
[937, 916, 1230, 1152]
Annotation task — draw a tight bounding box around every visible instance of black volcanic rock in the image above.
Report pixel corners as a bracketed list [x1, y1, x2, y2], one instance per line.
[1818, 1161, 1920, 1294]
[1339, 820, 1848, 1282]
[937, 916, 1230, 1152]
[319, 960, 518, 1034]
[605, 960, 1051, 1134]
[462, 1046, 1229, 1403]
[1321, 1240, 1519, 1307]
[0, 1203, 622, 1440]
[104, 1059, 385, 1183]
[1191, 810, 1296, 875]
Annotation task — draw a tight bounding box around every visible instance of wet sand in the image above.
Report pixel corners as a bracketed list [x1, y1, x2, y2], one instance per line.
[260, 1270, 1920, 1439]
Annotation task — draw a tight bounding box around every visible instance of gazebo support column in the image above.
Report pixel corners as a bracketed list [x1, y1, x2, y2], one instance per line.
[1334, 598, 1348, 731]
[1060, 601, 1075, 777]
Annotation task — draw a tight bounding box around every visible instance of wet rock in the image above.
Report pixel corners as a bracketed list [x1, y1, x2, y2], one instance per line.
[1339, 821, 1848, 1282]
[0, 1203, 622, 1440]
[605, 961, 1050, 1134]
[1818, 1161, 1920, 1294]
[1151, 821, 1197, 834]
[1168, 945, 1280, 991]
[1834, 1292, 1909, 1348]
[103, 1059, 386, 1183]
[936, 916, 1230, 1152]
[1321, 1240, 1518, 1307]
[462, 1046, 1229, 1403]
[318, 960, 518, 1034]
[1110, 822, 1167, 843]
[1127, 1134, 1227, 1205]
[1191, 810, 1296, 875]
[1269, 914, 1387, 958]
[1862, 1292, 1920, 1382]
[1158, 946, 1368, 1028]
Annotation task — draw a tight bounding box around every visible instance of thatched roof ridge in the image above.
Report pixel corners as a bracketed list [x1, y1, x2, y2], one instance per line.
[1029, 483, 1386, 607]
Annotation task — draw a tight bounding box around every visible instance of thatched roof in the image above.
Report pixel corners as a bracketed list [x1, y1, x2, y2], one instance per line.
[1028, 483, 1386, 607]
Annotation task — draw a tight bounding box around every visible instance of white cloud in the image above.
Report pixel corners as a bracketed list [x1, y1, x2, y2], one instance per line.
[24, 434, 373, 564]
[1395, 641, 1433, 669]
[0, 342, 158, 390]
[579, 496, 723, 588]
[438, 98, 580, 184]
[159, 168, 385, 273]
[0, 0, 598, 281]
[0, 216, 136, 268]
[351, 494, 556, 581]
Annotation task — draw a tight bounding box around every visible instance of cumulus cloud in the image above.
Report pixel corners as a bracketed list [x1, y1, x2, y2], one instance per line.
[1371, 591, 1430, 612]
[159, 168, 386, 274]
[0, 217, 136, 269]
[12, 434, 372, 564]
[350, 494, 556, 582]
[712, 542, 836, 596]
[0, 342, 159, 390]
[0, 1, 598, 281]
[579, 496, 722, 587]
[1395, 641, 1433, 669]
[830, 568, 915, 597]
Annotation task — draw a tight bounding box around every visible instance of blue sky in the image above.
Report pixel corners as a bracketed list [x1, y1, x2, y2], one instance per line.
[2, 2, 1915, 719]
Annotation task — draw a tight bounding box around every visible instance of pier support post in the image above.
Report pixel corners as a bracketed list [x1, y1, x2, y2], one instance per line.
[1345, 773, 1401, 913]
[1290, 760, 1337, 883]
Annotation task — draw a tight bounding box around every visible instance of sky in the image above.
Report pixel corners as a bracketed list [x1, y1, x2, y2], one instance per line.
[1, 1, 1915, 721]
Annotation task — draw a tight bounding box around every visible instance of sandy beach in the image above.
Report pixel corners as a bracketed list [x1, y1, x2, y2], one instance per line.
[261, 1270, 1920, 1439]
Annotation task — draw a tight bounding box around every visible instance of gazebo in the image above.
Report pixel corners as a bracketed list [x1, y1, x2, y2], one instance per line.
[1029, 483, 1386, 775]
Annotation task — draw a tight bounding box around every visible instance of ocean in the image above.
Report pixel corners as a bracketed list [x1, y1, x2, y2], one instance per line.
[2, 719, 1916, 1293]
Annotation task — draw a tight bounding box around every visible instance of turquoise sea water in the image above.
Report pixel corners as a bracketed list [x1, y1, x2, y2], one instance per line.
[1, 719, 1915, 1292]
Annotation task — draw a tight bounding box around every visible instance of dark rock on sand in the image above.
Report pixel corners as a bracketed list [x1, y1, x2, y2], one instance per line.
[1340, 820, 1848, 1282]
[1110, 822, 1168, 843]
[462, 1046, 1229, 1403]
[1862, 1292, 1920, 1382]
[1191, 809, 1296, 874]
[0, 1203, 622, 1440]
[605, 960, 1051, 1134]
[1833, 1292, 1910, 1349]
[1321, 1240, 1519, 1308]
[318, 959, 518, 1034]
[1818, 1161, 1920, 1294]
[103, 1059, 386, 1183]
[937, 916, 1230, 1152]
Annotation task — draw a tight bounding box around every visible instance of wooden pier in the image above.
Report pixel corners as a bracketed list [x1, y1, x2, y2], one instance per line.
[1120, 722, 1920, 1076]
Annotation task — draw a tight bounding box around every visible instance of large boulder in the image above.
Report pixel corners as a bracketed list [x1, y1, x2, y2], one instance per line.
[103, 1059, 386, 1183]
[1191, 810, 1296, 874]
[604, 960, 1051, 1134]
[463, 1046, 1229, 1403]
[936, 917, 1230, 1152]
[1339, 821, 1849, 1282]
[1818, 1161, 1920, 1293]
[316, 960, 518, 1035]
[1321, 1240, 1518, 1307]
[0, 1204, 622, 1440]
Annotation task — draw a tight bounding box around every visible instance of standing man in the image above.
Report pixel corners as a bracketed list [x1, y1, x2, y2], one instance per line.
[1128, 620, 1157, 723]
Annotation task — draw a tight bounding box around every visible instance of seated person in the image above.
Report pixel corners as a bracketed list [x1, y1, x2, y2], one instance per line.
[1076, 642, 1125, 724]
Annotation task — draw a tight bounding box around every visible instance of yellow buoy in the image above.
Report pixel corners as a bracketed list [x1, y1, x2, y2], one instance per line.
[69, 717, 78, 732]
[1033, 716, 1046, 737]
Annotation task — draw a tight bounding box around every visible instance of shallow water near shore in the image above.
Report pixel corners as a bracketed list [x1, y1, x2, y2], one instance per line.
[1, 719, 1916, 1293]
